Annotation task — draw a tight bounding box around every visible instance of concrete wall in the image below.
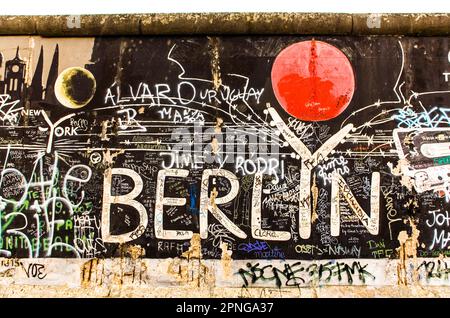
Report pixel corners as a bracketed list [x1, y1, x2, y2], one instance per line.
[0, 14, 449, 297]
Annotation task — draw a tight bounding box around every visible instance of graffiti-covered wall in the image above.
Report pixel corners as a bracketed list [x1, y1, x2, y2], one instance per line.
[0, 35, 449, 292]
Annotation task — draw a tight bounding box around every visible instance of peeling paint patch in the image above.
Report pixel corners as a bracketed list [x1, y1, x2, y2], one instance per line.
[397, 219, 420, 285]
[219, 242, 232, 278]
[366, 14, 382, 29]
[208, 37, 222, 90]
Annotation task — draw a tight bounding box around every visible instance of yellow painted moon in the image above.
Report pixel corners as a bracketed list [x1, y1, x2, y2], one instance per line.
[55, 67, 96, 109]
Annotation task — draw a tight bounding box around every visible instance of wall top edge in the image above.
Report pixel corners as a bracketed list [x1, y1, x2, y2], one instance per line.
[0, 13, 449, 36]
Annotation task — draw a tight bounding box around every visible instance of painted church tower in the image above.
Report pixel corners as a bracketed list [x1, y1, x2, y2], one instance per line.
[4, 47, 26, 101]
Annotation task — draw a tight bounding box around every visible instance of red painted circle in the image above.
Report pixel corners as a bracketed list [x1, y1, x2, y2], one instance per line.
[271, 40, 355, 122]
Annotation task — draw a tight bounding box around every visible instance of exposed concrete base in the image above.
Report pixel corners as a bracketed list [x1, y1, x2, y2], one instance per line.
[0, 285, 449, 298]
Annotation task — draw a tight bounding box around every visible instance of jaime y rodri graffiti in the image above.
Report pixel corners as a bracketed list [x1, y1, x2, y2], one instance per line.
[0, 35, 449, 288]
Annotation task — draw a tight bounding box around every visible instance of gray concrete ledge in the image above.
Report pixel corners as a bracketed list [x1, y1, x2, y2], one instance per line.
[0, 13, 449, 36]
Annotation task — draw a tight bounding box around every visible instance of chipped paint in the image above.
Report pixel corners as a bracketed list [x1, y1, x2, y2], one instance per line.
[0, 32, 449, 298]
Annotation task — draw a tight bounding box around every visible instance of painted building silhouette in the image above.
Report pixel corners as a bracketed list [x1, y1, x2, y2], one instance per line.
[0, 45, 60, 104]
